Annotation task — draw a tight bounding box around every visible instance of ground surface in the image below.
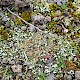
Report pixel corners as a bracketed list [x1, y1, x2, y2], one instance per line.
[0, 0, 80, 80]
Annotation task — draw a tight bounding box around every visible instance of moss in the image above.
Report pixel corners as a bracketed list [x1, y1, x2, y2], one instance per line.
[21, 12, 31, 22]
[48, 22, 56, 29]
[71, 42, 75, 47]
[0, 27, 9, 40]
[14, 18, 23, 25]
[68, 26, 73, 30]
[48, 11, 60, 18]
[49, 3, 62, 12]
[14, 12, 32, 25]
[72, 13, 79, 20]
[7, 12, 12, 17]
[74, 31, 80, 38]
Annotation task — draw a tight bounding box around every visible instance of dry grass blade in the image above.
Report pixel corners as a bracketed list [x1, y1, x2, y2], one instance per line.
[7, 8, 42, 31]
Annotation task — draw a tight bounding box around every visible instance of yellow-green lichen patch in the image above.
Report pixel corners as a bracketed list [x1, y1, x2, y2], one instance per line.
[0, 26, 9, 40]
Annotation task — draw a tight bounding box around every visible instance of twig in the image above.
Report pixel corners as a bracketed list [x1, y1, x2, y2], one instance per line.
[7, 8, 42, 31]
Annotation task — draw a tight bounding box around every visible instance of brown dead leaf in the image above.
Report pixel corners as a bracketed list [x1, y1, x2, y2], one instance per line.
[66, 61, 76, 71]
[76, 54, 80, 61]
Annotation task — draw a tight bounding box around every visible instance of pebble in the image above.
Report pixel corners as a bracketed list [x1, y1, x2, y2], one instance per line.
[45, 16, 51, 22]
[21, 26, 27, 31]
[66, 75, 72, 80]
[38, 25, 47, 30]
[53, 17, 58, 21]
[13, 43, 18, 48]
[47, 73, 54, 80]
[70, 17, 74, 20]
[11, 64, 22, 73]
[2, 17, 9, 22]
[4, 22, 10, 28]
[17, 72, 23, 77]
[63, 11, 69, 17]
[75, 70, 80, 79]
[32, 14, 46, 25]
[28, 26, 37, 32]
[55, 10, 61, 15]
[2, 57, 8, 64]
[64, 28, 68, 33]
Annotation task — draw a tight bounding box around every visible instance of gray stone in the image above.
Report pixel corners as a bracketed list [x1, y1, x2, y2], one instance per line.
[2, 57, 8, 64]
[38, 25, 47, 30]
[32, 14, 46, 25]
[47, 73, 54, 80]
[45, 16, 51, 22]
[21, 26, 27, 31]
[75, 71, 80, 79]
[28, 26, 37, 32]
[66, 75, 72, 80]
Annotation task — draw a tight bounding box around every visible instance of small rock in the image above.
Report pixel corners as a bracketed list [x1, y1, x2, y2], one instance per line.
[55, 10, 61, 15]
[75, 70, 80, 79]
[38, 25, 47, 30]
[76, 54, 80, 61]
[2, 17, 9, 22]
[13, 43, 18, 48]
[53, 17, 58, 21]
[66, 75, 72, 80]
[28, 26, 37, 32]
[63, 11, 69, 17]
[21, 26, 27, 31]
[2, 57, 8, 64]
[32, 14, 46, 25]
[4, 22, 10, 28]
[11, 64, 22, 73]
[47, 73, 54, 80]
[64, 28, 68, 33]
[17, 72, 23, 77]
[70, 17, 74, 20]
[45, 16, 51, 22]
